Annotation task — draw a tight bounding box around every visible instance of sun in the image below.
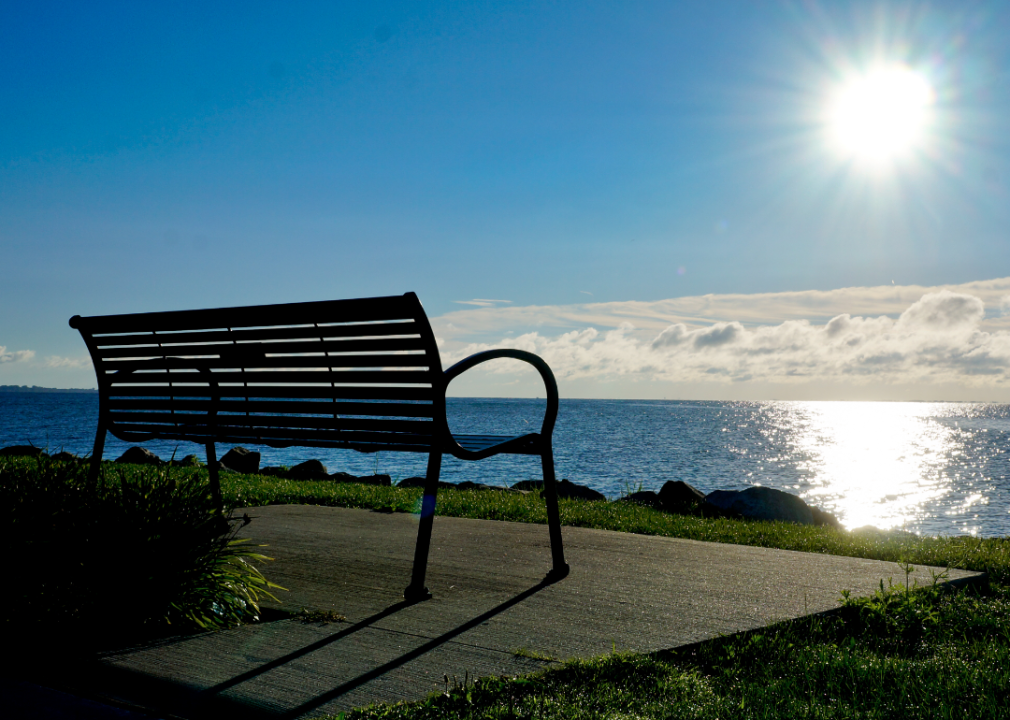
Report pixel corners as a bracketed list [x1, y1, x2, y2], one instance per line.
[827, 66, 934, 165]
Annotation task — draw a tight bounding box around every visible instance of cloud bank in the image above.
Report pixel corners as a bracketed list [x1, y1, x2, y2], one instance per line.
[435, 282, 1010, 399]
[0, 346, 90, 371]
[0, 346, 35, 364]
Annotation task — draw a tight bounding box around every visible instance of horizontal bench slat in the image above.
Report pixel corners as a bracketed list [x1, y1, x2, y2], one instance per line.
[108, 411, 433, 434]
[98, 353, 432, 371]
[104, 369, 434, 386]
[72, 295, 418, 335]
[109, 421, 434, 447]
[110, 427, 434, 453]
[455, 434, 532, 447]
[89, 320, 423, 348]
[106, 398, 436, 418]
[103, 385, 435, 401]
[100, 353, 432, 371]
[94, 336, 430, 359]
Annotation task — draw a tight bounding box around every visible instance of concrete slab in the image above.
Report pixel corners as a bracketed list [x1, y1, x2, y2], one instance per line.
[18, 505, 984, 719]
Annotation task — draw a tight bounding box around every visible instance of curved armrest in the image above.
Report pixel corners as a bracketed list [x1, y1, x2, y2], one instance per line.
[443, 349, 559, 439]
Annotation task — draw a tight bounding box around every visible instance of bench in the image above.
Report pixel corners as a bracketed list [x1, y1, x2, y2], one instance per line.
[70, 292, 568, 600]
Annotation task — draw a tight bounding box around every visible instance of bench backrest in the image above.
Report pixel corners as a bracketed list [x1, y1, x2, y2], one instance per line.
[69, 292, 446, 453]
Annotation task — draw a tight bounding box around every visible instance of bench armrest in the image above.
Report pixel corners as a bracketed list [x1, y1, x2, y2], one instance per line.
[442, 349, 559, 439]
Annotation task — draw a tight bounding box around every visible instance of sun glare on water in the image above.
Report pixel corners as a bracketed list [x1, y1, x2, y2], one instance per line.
[828, 66, 934, 165]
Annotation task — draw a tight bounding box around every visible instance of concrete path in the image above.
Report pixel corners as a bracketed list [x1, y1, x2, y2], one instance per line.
[19, 505, 983, 719]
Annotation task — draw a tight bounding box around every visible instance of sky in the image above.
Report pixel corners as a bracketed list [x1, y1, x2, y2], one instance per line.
[2, 1, 1010, 400]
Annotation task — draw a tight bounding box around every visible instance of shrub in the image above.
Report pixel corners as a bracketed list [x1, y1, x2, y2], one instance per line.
[1, 455, 282, 648]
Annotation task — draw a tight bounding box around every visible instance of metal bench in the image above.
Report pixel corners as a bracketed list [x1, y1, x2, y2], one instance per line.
[70, 292, 568, 600]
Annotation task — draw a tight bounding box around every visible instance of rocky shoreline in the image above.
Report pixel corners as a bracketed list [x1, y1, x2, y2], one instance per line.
[1, 444, 841, 529]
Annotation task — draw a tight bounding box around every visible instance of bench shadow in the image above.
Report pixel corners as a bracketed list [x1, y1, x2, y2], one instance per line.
[278, 576, 556, 719]
[50, 575, 559, 719]
[197, 598, 419, 700]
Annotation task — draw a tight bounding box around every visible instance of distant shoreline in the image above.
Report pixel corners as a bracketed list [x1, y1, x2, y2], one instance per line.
[0, 385, 97, 394]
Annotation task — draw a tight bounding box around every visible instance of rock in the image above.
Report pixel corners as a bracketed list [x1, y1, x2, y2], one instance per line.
[618, 490, 665, 510]
[456, 481, 495, 491]
[259, 466, 289, 477]
[219, 447, 260, 474]
[330, 472, 392, 487]
[0, 445, 45, 457]
[705, 487, 814, 525]
[850, 525, 918, 538]
[115, 447, 163, 466]
[397, 476, 456, 490]
[287, 459, 329, 480]
[658, 480, 707, 511]
[511, 478, 605, 501]
[171, 454, 202, 467]
[397, 476, 428, 488]
[810, 506, 842, 529]
[554, 479, 607, 502]
[361, 474, 392, 487]
[50, 451, 80, 462]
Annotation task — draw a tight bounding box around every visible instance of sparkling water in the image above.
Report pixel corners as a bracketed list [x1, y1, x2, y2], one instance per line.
[3, 393, 1008, 537]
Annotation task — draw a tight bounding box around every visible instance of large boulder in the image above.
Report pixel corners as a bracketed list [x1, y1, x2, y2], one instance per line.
[454, 481, 518, 492]
[456, 481, 494, 491]
[287, 459, 329, 480]
[810, 505, 843, 529]
[511, 479, 606, 501]
[658, 480, 707, 511]
[219, 447, 260, 474]
[554, 479, 607, 501]
[171, 454, 203, 468]
[705, 487, 816, 525]
[0, 445, 45, 458]
[330, 472, 392, 487]
[618, 490, 665, 510]
[115, 447, 163, 466]
[397, 476, 455, 490]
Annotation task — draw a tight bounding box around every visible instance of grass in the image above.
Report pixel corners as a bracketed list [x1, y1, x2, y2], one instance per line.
[213, 469, 1010, 720]
[14, 459, 1010, 717]
[321, 577, 1010, 719]
[219, 471, 1010, 583]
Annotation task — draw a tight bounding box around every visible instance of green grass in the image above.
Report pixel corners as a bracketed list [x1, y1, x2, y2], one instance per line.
[321, 579, 1010, 719]
[220, 471, 1010, 583]
[20, 461, 1010, 718]
[212, 470, 1010, 720]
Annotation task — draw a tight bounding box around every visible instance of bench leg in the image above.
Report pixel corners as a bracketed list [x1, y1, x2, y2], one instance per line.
[404, 451, 442, 602]
[541, 447, 569, 581]
[205, 442, 224, 513]
[87, 421, 107, 488]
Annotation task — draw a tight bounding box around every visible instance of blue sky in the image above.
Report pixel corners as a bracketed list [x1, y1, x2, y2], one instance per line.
[3, 1, 1010, 399]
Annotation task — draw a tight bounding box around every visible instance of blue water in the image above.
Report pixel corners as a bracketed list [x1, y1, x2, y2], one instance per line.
[3, 393, 1009, 537]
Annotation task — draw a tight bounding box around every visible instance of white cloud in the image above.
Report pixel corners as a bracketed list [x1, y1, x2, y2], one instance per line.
[40, 356, 93, 369]
[439, 289, 1010, 393]
[0, 346, 35, 363]
[0, 347, 91, 370]
[431, 277, 1010, 343]
[896, 290, 984, 332]
[453, 298, 513, 307]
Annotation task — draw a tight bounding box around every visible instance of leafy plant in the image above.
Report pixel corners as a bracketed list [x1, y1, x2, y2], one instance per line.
[1, 454, 283, 646]
[838, 561, 947, 652]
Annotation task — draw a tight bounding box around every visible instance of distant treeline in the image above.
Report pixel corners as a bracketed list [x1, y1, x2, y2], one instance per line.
[0, 385, 97, 393]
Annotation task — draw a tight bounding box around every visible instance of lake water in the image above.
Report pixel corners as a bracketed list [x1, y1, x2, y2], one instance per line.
[3, 393, 1009, 538]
